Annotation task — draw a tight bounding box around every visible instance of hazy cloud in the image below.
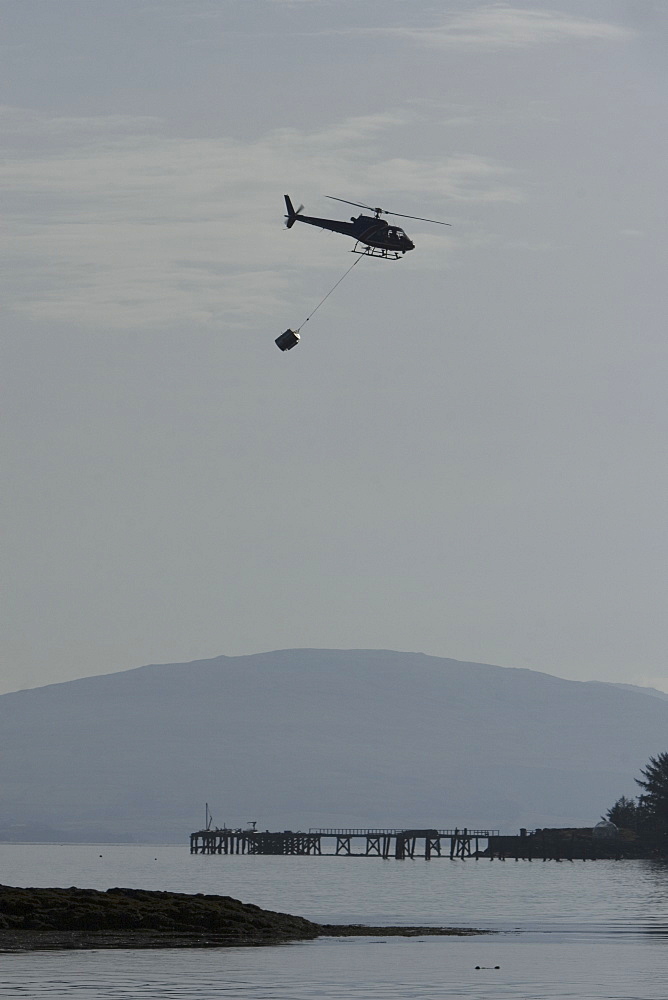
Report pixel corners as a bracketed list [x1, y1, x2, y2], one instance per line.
[0, 105, 162, 138]
[2, 107, 518, 328]
[382, 6, 632, 51]
[368, 155, 522, 204]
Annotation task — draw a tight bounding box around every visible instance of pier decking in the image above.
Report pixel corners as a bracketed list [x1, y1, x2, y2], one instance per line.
[190, 827, 498, 859]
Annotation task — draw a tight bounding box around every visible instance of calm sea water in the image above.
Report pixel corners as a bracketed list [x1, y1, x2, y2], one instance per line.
[1, 844, 667, 998]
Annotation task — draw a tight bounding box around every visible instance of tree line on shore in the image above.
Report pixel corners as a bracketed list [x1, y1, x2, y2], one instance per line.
[606, 751, 668, 844]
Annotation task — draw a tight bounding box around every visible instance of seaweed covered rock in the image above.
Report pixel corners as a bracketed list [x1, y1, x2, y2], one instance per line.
[0, 885, 320, 949]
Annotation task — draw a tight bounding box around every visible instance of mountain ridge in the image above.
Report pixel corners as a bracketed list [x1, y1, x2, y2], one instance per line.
[1, 649, 664, 842]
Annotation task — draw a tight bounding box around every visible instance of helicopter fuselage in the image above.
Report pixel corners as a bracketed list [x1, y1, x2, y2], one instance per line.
[289, 210, 415, 254]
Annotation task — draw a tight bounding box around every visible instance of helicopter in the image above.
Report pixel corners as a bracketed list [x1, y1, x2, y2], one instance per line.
[284, 195, 450, 259]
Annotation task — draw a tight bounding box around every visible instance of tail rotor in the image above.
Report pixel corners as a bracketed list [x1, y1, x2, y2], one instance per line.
[284, 195, 304, 229]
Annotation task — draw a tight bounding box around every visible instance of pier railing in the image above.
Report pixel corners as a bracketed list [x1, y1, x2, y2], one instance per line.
[309, 828, 498, 837]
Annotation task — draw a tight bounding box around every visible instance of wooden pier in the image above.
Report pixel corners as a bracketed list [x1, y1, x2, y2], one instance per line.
[190, 827, 498, 859]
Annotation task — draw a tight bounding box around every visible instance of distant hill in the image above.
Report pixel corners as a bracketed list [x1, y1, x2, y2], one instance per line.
[588, 680, 668, 702]
[1, 649, 665, 842]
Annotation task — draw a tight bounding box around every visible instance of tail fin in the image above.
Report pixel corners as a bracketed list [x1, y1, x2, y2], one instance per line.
[284, 195, 302, 229]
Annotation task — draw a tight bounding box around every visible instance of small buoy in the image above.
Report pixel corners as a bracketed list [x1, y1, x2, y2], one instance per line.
[275, 329, 300, 351]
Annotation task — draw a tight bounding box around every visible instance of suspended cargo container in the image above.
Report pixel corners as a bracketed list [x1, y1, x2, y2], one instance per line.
[275, 329, 300, 351]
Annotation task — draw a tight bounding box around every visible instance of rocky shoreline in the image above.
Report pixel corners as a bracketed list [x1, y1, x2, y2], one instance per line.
[0, 885, 487, 951]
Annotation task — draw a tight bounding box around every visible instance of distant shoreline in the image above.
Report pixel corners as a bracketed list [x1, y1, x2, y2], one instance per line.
[0, 885, 489, 952]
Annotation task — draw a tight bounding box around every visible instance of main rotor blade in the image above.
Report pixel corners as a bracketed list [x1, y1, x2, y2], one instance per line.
[326, 195, 451, 226]
[326, 195, 375, 212]
[385, 210, 451, 226]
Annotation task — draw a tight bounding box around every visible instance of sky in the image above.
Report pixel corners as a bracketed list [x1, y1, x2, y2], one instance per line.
[2, 0, 668, 695]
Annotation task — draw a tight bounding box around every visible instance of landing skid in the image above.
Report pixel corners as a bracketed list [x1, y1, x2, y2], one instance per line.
[352, 242, 403, 260]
